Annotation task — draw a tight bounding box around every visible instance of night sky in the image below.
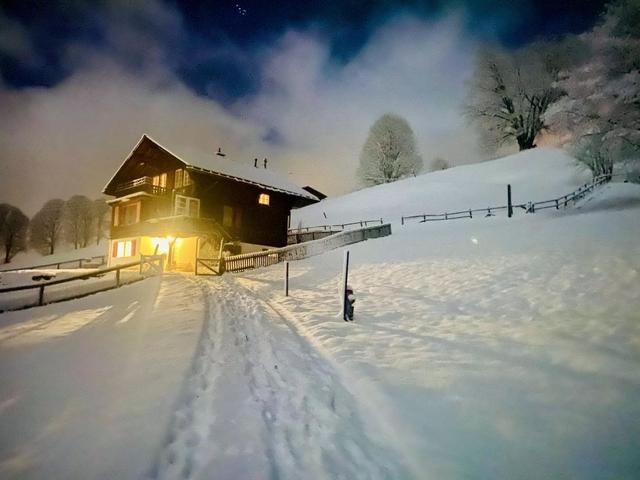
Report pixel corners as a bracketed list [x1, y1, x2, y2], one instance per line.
[1, 0, 608, 102]
[0, 0, 609, 213]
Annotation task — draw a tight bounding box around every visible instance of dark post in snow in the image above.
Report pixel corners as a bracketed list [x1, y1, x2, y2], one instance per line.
[507, 184, 513, 218]
[342, 250, 350, 321]
[284, 261, 289, 297]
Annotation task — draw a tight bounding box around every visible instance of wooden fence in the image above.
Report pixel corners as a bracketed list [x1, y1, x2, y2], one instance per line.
[0, 254, 107, 273]
[196, 223, 392, 275]
[0, 255, 164, 312]
[401, 174, 611, 225]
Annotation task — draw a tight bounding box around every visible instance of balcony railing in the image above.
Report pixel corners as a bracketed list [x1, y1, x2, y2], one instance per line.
[115, 176, 168, 196]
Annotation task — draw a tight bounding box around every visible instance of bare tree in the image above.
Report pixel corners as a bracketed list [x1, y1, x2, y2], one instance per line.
[0, 204, 29, 263]
[357, 113, 423, 186]
[430, 157, 450, 171]
[93, 198, 109, 245]
[547, 0, 640, 163]
[29, 199, 66, 255]
[572, 134, 615, 178]
[63, 195, 94, 249]
[465, 43, 570, 153]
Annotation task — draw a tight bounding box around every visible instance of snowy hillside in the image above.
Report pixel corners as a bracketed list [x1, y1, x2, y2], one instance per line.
[292, 147, 592, 226]
[1, 148, 639, 479]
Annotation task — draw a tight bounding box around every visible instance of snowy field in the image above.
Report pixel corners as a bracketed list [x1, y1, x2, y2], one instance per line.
[0, 148, 639, 479]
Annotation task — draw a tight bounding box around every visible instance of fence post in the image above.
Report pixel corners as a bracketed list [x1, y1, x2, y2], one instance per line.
[555, 199, 559, 210]
[507, 184, 513, 218]
[116, 268, 121, 288]
[341, 250, 350, 321]
[79, 258, 83, 268]
[444, 212, 448, 220]
[380, 218, 383, 225]
[401, 216, 404, 225]
[38, 285, 45, 306]
[284, 261, 289, 296]
[469, 209, 473, 218]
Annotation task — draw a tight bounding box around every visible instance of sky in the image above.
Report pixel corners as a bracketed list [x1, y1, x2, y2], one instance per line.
[0, 0, 607, 215]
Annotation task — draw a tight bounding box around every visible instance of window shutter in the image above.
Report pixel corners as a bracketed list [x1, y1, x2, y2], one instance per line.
[112, 241, 118, 257]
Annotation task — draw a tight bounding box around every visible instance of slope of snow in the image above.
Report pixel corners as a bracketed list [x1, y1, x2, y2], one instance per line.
[237, 181, 640, 479]
[0, 276, 203, 479]
[292, 147, 592, 226]
[1, 243, 108, 272]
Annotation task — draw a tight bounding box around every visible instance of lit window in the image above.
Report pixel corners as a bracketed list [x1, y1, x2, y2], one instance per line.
[258, 193, 270, 205]
[152, 173, 167, 187]
[175, 169, 183, 188]
[175, 195, 199, 217]
[113, 239, 136, 258]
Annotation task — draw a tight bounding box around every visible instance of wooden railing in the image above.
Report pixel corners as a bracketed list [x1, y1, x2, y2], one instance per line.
[0, 255, 164, 312]
[401, 174, 612, 225]
[197, 223, 391, 274]
[0, 255, 106, 273]
[115, 176, 168, 196]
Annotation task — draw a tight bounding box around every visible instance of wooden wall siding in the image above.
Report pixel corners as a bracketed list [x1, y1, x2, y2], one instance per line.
[106, 138, 316, 248]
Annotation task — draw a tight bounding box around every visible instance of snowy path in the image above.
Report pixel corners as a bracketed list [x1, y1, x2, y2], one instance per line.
[149, 276, 409, 480]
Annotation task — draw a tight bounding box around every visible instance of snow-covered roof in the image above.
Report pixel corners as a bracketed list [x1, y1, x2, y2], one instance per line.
[105, 135, 318, 202]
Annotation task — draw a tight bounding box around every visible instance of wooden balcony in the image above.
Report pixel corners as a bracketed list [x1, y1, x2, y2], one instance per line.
[111, 215, 232, 240]
[115, 177, 169, 197]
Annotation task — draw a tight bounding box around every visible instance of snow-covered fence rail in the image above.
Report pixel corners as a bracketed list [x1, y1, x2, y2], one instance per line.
[197, 223, 391, 274]
[288, 218, 384, 234]
[287, 219, 384, 245]
[401, 174, 612, 225]
[0, 255, 164, 312]
[0, 254, 107, 273]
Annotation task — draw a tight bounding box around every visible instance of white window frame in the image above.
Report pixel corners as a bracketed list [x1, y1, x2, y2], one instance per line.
[113, 238, 137, 258]
[174, 194, 200, 217]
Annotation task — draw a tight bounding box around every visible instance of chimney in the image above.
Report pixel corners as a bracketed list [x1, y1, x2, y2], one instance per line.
[254, 158, 258, 168]
[216, 147, 226, 157]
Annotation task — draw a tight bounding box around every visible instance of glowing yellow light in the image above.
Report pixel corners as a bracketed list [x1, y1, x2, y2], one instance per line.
[151, 237, 171, 254]
[166, 235, 175, 243]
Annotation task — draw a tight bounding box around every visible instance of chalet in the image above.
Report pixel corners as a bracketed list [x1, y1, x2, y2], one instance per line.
[103, 135, 318, 271]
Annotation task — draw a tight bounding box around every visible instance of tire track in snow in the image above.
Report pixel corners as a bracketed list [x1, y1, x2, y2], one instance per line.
[148, 276, 409, 480]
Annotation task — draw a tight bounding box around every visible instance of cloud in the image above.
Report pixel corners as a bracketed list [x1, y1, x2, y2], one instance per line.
[0, 4, 481, 215]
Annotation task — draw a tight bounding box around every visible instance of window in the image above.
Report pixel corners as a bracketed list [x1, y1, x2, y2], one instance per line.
[113, 202, 140, 226]
[223, 205, 242, 228]
[112, 239, 137, 258]
[152, 173, 167, 187]
[258, 193, 270, 205]
[175, 195, 199, 217]
[174, 169, 192, 188]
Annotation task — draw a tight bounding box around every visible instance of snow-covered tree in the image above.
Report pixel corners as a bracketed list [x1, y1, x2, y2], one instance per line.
[29, 199, 66, 255]
[0, 204, 29, 263]
[93, 198, 109, 246]
[572, 134, 615, 178]
[547, 0, 640, 171]
[430, 157, 450, 171]
[63, 195, 94, 249]
[357, 114, 423, 186]
[465, 42, 574, 152]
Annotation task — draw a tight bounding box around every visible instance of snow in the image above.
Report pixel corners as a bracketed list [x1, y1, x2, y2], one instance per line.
[292, 147, 592, 226]
[0, 276, 203, 479]
[1, 147, 639, 479]
[0, 243, 107, 272]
